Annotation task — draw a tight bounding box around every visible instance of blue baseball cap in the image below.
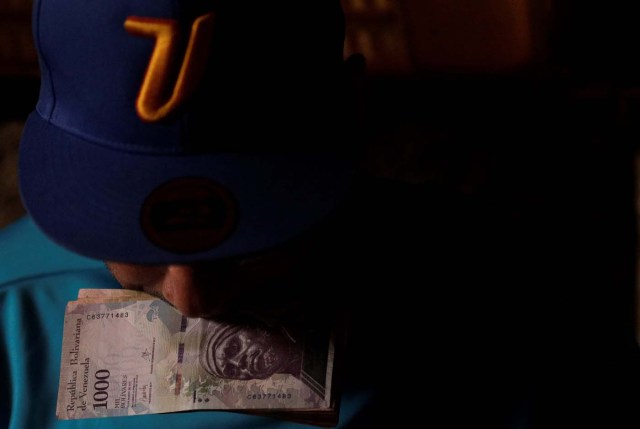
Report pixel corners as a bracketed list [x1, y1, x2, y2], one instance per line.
[19, 0, 354, 264]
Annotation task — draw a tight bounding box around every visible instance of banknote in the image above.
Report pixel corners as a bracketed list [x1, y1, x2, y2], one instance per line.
[76, 288, 153, 300]
[57, 290, 338, 425]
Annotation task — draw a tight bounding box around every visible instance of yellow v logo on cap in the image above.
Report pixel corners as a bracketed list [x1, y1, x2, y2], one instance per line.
[125, 13, 215, 122]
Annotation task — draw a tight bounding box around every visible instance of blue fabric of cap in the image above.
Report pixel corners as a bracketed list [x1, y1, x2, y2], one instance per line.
[19, 0, 353, 264]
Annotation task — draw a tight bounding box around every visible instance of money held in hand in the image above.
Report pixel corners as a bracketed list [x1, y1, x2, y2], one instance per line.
[56, 290, 336, 421]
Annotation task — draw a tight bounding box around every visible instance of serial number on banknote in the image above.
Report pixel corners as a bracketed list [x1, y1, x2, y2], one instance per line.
[85, 312, 129, 320]
[246, 393, 292, 400]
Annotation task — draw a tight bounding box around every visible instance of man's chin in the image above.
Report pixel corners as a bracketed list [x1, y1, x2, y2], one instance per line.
[255, 352, 284, 376]
[197, 302, 244, 320]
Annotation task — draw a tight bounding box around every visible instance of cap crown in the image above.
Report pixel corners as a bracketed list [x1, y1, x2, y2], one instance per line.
[34, 0, 345, 153]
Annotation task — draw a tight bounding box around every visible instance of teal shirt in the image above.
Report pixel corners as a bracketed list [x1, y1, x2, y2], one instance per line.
[0, 216, 370, 428]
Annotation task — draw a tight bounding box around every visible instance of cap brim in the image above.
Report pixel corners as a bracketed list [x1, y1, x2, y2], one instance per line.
[19, 112, 354, 264]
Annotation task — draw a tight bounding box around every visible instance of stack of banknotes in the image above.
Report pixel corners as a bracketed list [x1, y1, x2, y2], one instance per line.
[56, 289, 339, 426]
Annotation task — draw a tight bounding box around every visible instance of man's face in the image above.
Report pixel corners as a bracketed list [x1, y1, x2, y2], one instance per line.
[105, 242, 305, 319]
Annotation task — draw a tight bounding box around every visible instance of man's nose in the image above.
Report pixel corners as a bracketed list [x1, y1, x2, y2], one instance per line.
[159, 265, 213, 318]
[228, 352, 248, 371]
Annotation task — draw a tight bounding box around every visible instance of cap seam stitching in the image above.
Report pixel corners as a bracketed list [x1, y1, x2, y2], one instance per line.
[34, 0, 56, 120]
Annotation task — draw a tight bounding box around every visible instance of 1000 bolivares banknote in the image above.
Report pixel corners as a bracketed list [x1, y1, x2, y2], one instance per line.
[57, 293, 335, 420]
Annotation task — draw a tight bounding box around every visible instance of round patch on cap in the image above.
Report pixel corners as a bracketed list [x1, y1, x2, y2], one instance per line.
[140, 177, 237, 254]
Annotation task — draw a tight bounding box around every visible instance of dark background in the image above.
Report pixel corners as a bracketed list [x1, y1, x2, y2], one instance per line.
[2, 1, 640, 427]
